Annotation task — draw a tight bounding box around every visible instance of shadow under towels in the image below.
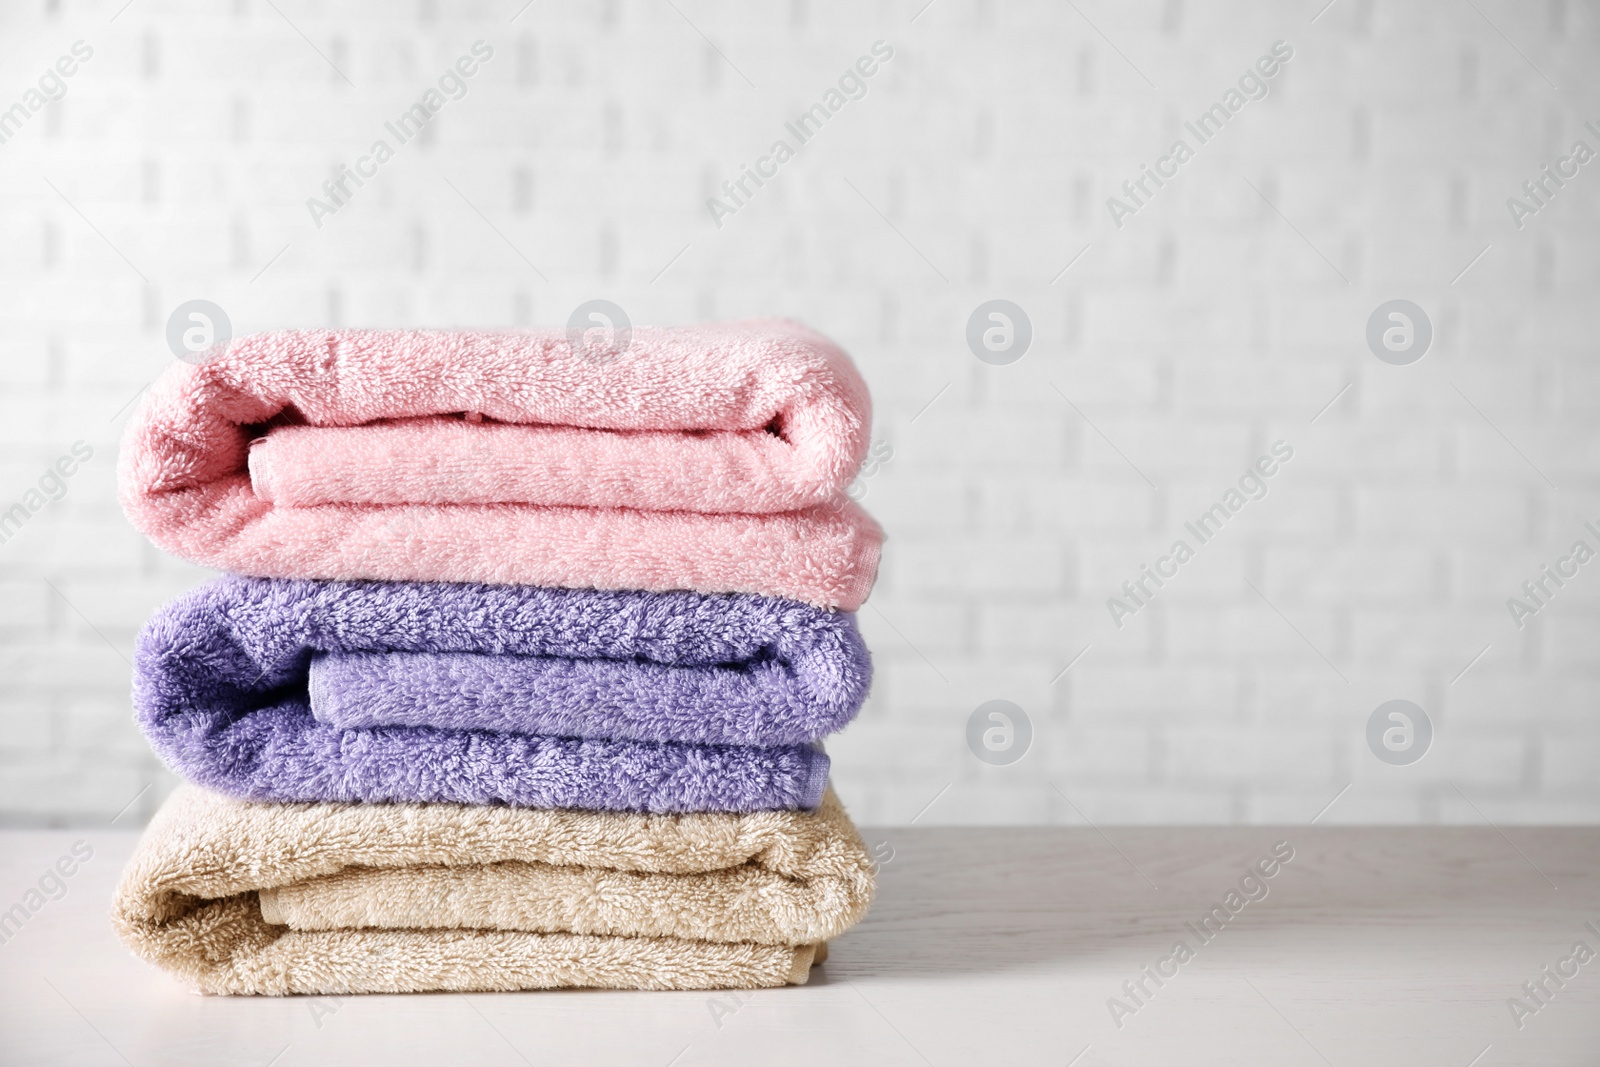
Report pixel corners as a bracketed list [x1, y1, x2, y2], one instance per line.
[134, 576, 871, 813]
[113, 784, 875, 994]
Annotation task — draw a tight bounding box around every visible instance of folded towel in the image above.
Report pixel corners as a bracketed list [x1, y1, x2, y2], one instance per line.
[112, 783, 875, 994]
[309, 642, 870, 747]
[300, 579, 872, 743]
[137, 576, 845, 812]
[118, 321, 883, 609]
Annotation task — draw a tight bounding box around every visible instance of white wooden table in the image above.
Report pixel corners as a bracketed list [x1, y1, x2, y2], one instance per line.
[2, 824, 1596, 1066]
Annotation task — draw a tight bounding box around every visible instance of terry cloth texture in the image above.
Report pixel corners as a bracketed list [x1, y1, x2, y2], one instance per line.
[308, 586, 870, 745]
[117, 320, 883, 609]
[112, 784, 874, 994]
[292, 577, 870, 744]
[135, 576, 833, 812]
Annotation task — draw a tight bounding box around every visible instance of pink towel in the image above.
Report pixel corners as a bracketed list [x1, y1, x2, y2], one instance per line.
[118, 321, 882, 609]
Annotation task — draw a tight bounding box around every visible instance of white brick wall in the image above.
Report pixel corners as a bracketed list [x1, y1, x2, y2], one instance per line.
[0, 0, 1595, 826]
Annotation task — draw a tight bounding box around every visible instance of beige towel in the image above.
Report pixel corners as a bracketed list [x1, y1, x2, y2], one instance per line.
[112, 785, 874, 995]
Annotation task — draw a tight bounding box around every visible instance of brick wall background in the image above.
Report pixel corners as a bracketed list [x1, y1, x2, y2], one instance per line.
[1, 0, 1596, 827]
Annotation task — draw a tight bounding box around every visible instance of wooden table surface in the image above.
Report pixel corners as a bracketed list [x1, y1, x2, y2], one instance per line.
[2, 824, 1597, 1066]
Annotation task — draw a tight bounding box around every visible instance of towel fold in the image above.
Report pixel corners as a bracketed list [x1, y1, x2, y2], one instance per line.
[118, 321, 883, 609]
[308, 645, 868, 746]
[112, 784, 875, 994]
[296, 579, 870, 744]
[137, 576, 851, 812]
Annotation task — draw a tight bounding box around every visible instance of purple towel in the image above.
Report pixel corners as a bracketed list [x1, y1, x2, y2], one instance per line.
[307, 623, 868, 745]
[133, 577, 868, 813]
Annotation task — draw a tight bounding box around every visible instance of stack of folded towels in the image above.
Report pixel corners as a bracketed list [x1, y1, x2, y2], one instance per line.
[109, 321, 885, 994]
